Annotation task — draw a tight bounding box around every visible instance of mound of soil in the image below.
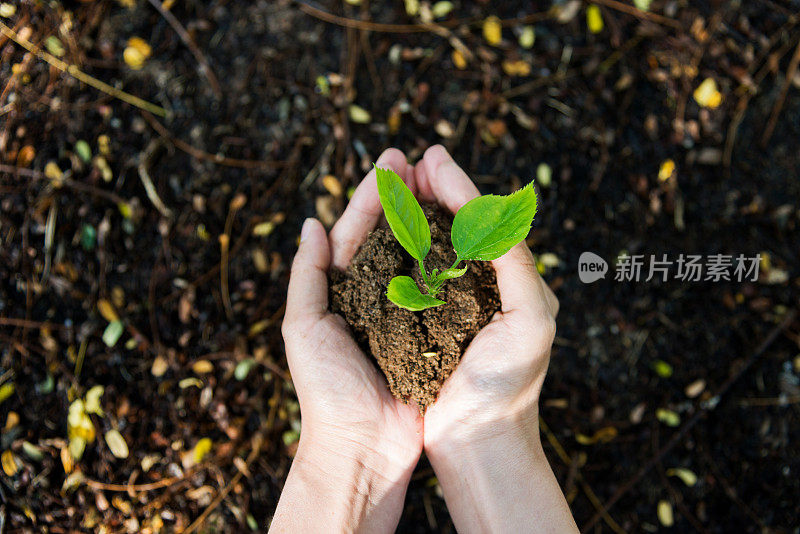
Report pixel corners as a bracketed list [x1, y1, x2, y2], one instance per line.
[330, 205, 500, 410]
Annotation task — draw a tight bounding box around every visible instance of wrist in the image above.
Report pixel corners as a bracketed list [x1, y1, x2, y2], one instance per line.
[425, 405, 542, 460]
[271, 429, 418, 533]
[425, 412, 562, 533]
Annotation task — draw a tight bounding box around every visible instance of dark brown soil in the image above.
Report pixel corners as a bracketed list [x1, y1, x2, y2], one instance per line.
[330, 205, 500, 410]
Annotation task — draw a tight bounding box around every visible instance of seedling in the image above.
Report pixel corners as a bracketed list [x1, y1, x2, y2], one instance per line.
[375, 166, 538, 311]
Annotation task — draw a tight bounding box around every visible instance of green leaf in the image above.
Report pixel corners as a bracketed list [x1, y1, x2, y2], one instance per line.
[375, 166, 430, 261]
[102, 320, 124, 347]
[451, 182, 537, 261]
[437, 265, 468, 281]
[387, 276, 445, 311]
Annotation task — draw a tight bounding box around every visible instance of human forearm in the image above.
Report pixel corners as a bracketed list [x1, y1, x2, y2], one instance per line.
[270, 431, 416, 533]
[426, 414, 578, 534]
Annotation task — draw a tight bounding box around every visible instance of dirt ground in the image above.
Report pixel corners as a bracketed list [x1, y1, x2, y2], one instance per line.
[1, 0, 799, 531]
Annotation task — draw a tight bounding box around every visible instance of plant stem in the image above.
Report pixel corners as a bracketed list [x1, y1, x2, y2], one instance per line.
[448, 258, 462, 272]
[418, 258, 430, 286]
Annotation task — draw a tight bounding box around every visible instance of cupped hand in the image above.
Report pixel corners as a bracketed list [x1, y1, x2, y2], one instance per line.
[278, 149, 423, 527]
[413, 146, 575, 533]
[413, 145, 560, 448]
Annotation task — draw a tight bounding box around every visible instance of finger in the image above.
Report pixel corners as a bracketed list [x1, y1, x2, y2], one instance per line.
[329, 148, 412, 270]
[284, 218, 331, 328]
[542, 280, 559, 318]
[419, 144, 480, 215]
[492, 242, 555, 323]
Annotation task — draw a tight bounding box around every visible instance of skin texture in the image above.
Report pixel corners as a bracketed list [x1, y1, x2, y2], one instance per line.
[270, 146, 578, 533]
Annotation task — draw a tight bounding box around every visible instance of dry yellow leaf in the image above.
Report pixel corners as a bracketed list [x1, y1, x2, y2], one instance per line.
[16, 145, 35, 167]
[4, 411, 19, 431]
[192, 360, 214, 374]
[451, 49, 467, 70]
[502, 59, 531, 77]
[322, 175, 343, 197]
[388, 107, 401, 134]
[97, 299, 119, 323]
[693, 77, 722, 109]
[124, 37, 152, 70]
[45, 161, 63, 180]
[151, 355, 168, 377]
[586, 5, 604, 34]
[2, 450, 19, 476]
[658, 159, 675, 182]
[193, 437, 213, 463]
[483, 16, 502, 46]
[575, 426, 618, 445]
[61, 445, 74, 474]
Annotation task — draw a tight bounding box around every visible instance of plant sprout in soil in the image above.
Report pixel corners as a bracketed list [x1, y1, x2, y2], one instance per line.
[375, 165, 538, 311]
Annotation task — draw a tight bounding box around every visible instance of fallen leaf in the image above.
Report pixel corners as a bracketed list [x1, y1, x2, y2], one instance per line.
[519, 25, 535, 49]
[656, 408, 680, 427]
[451, 49, 467, 70]
[105, 429, 129, 459]
[684, 379, 706, 398]
[586, 5, 604, 33]
[666, 467, 698, 487]
[97, 299, 119, 323]
[2, 450, 19, 476]
[348, 104, 371, 124]
[658, 159, 676, 181]
[657, 500, 674, 526]
[193, 438, 213, 463]
[694, 78, 722, 109]
[483, 16, 502, 46]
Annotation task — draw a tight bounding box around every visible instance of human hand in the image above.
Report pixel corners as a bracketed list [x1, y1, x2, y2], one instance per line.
[271, 149, 423, 533]
[413, 146, 576, 533]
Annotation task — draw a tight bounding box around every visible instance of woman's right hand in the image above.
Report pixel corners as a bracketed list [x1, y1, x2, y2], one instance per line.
[414, 145, 577, 533]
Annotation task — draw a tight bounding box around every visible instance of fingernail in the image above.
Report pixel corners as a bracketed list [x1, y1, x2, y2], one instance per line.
[300, 218, 313, 242]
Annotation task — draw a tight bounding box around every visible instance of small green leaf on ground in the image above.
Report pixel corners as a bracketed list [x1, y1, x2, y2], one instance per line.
[451, 182, 537, 261]
[633, 0, 653, 11]
[0, 3, 17, 18]
[193, 438, 212, 463]
[45, 36, 65, 57]
[387, 276, 445, 311]
[235, 358, 256, 381]
[0, 383, 14, 404]
[536, 163, 552, 187]
[431, 1, 453, 18]
[75, 140, 91, 163]
[81, 224, 96, 251]
[519, 25, 535, 49]
[656, 408, 680, 427]
[22, 441, 44, 461]
[348, 104, 371, 124]
[102, 320, 124, 347]
[375, 166, 431, 261]
[653, 359, 673, 378]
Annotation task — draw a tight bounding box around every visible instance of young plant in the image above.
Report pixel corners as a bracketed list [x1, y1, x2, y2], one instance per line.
[375, 165, 538, 311]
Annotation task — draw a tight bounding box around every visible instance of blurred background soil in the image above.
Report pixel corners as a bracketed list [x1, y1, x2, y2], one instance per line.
[1, 0, 799, 531]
